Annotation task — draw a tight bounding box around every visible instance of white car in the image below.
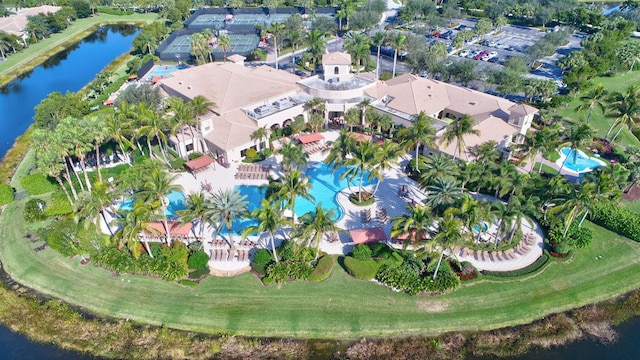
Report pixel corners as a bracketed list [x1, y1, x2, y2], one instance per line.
[488, 51, 498, 58]
[481, 55, 491, 61]
[459, 49, 470, 57]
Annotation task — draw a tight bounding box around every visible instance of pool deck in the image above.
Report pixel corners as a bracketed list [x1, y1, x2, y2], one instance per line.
[169, 129, 543, 273]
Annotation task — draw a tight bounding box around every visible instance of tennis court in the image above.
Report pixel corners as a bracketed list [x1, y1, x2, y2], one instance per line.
[162, 35, 192, 57]
[214, 34, 259, 56]
[188, 13, 226, 30]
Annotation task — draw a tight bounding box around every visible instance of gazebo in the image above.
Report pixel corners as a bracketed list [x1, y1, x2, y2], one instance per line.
[298, 132, 324, 145]
[349, 227, 387, 245]
[184, 155, 215, 178]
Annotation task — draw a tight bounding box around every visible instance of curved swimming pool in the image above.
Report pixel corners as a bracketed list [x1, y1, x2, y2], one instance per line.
[119, 190, 186, 219]
[558, 148, 605, 173]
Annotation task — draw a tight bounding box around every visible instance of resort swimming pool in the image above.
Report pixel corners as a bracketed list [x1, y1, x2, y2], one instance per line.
[231, 163, 375, 235]
[145, 64, 189, 81]
[558, 148, 605, 173]
[119, 190, 186, 219]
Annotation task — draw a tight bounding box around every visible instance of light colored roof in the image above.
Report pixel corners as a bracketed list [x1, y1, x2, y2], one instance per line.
[443, 85, 514, 122]
[437, 116, 519, 160]
[379, 74, 451, 115]
[19, 5, 60, 16]
[204, 109, 258, 151]
[322, 52, 351, 65]
[227, 54, 245, 63]
[0, 6, 60, 36]
[350, 227, 387, 244]
[509, 103, 538, 116]
[160, 62, 302, 114]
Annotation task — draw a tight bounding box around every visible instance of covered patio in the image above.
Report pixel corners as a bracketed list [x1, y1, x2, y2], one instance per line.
[185, 155, 215, 179]
[143, 221, 196, 241]
[349, 227, 387, 245]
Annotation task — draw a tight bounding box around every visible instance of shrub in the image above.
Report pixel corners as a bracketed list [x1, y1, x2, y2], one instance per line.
[0, 184, 14, 205]
[370, 242, 393, 259]
[379, 71, 392, 81]
[188, 267, 209, 279]
[262, 148, 272, 157]
[376, 262, 429, 295]
[92, 243, 189, 281]
[97, 6, 134, 15]
[40, 217, 79, 256]
[179, 280, 198, 287]
[21, 173, 57, 195]
[424, 261, 460, 294]
[308, 255, 333, 282]
[44, 190, 74, 216]
[591, 201, 640, 242]
[188, 152, 204, 160]
[265, 260, 314, 283]
[252, 248, 273, 264]
[262, 276, 275, 285]
[245, 148, 258, 159]
[187, 250, 209, 270]
[170, 158, 186, 170]
[344, 256, 382, 280]
[278, 240, 296, 261]
[352, 244, 372, 261]
[548, 221, 593, 250]
[23, 198, 46, 223]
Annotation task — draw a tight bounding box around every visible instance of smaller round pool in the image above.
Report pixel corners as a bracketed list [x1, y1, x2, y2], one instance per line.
[557, 148, 605, 173]
[119, 190, 186, 219]
[472, 222, 489, 233]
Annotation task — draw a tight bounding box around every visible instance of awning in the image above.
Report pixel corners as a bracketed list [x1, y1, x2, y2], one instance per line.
[350, 227, 386, 245]
[298, 132, 324, 144]
[185, 155, 215, 172]
[145, 221, 193, 236]
[151, 76, 160, 83]
[347, 132, 371, 143]
[395, 231, 429, 242]
[103, 99, 114, 106]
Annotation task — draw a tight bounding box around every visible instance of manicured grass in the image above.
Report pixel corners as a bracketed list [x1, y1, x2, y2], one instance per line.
[621, 200, 640, 214]
[2, 197, 640, 338]
[553, 71, 640, 149]
[0, 13, 158, 86]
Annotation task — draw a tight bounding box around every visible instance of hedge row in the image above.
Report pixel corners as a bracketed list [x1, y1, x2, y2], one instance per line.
[591, 201, 640, 242]
[0, 184, 14, 205]
[307, 255, 334, 282]
[343, 252, 403, 280]
[97, 7, 134, 15]
[21, 173, 57, 195]
[483, 253, 550, 278]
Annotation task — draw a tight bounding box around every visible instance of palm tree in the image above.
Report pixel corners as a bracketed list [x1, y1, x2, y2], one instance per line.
[440, 114, 480, 160]
[137, 168, 182, 246]
[371, 32, 387, 80]
[514, 124, 561, 173]
[190, 95, 216, 118]
[280, 140, 309, 171]
[419, 153, 459, 186]
[344, 107, 361, 132]
[558, 124, 593, 175]
[206, 189, 249, 248]
[325, 129, 357, 173]
[113, 202, 158, 258]
[403, 112, 438, 171]
[177, 192, 211, 239]
[391, 203, 434, 251]
[343, 32, 371, 75]
[388, 32, 407, 78]
[32, 129, 77, 203]
[423, 176, 464, 215]
[430, 211, 464, 279]
[371, 141, 403, 195]
[605, 85, 640, 143]
[456, 194, 487, 243]
[576, 83, 608, 124]
[167, 97, 197, 159]
[267, 22, 285, 70]
[79, 182, 117, 236]
[298, 204, 341, 260]
[304, 29, 327, 72]
[358, 98, 372, 128]
[244, 199, 288, 262]
[87, 116, 109, 184]
[59, 117, 93, 191]
[105, 112, 133, 166]
[490, 199, 520, 247]
[250, 126, 270, 151]
[277, 168, 314, 231]
[217, 34, 232, 62]
[137, 103, 170, 164]
[343, 140, 380, 202]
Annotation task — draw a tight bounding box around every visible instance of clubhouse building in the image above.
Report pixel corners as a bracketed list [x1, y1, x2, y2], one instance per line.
[158, 52, 537, 163]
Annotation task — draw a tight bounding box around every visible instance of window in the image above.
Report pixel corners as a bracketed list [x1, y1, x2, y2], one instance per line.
[186, 143, 194, 152]
[334, 67, 339, 74]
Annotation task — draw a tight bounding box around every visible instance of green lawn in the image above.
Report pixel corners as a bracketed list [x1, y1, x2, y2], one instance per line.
[0, 13, 158, 85]
[2, 197, 640, 338]
[553, 71, 640, 149]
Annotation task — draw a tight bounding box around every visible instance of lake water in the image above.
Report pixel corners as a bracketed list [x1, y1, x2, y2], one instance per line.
[0, 25, 139, 158]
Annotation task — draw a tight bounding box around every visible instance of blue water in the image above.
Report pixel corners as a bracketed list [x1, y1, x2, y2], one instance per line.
[0, 25, 140, 159]
[560, 148, 604, 172]
[119, 190, 186, 218]
[144, 64, 189, 81]
[231, 163, 375, 235]
[472, 222, 489, 233]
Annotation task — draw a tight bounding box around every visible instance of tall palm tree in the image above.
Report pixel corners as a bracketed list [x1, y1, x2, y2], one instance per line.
[244, 199, 288, 262]
[391, 203, 434, 251]
[558, 123, 593, 175]
[440, 114, 480, 160]
[325, 129, 357, 173]
[358, 98, 372, 127]
[605, 85, 640, 143]
[87, 116, 109, 184]
[514, 124, 561, 173]
[371, 141, 403, 195]
[456, 194, 487, 243]
[190, 95, 216, 118]
[167, 96, 197, 159]
[423, 176, 464, 215]
[576, 83, 608, 124]
[217, 34, 232, 62]
[430, 211, 464, 279]
[250, 126, 270, 151]
[105, 112, 133, 166]
[298, 204, 341, 260]
[59, 117, 93, 191]
[137, 168, 182, 246]
[206, 188, 249, 248]
[419, 153, 459, 186]
[371, 32, 387, 80]
[280, 140, 309, 171]
[403, 111, 437, 171]
[79, 181, 117, 235]
[177, 192, 211, 239]
[343, 140, 380, 201]
[304, 29, 327, 72]
[113, 202, 158, 258]
[137, 103, 170, 164]
[267, 22, 285, 70]
[277, 168, 314, 231]
[32, 129, 77, 203]
[549, 182, 599, 236]
[388, 32, 407, 78]
[343, 32, 371, 75]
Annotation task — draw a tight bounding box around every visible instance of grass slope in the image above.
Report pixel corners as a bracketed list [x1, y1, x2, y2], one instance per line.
[1, 198, 640, 338]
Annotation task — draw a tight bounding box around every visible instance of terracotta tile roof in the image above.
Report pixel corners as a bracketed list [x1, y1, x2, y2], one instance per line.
[350, 227, 387, 244]
[298, 132, 324, 144]
[184, 155, 215, 171]
[145, 221, 193, 236]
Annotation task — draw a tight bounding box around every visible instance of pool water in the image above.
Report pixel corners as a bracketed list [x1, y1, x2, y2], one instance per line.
[119, 190, 186, 219]
[472, 222, 489, 233]
[559, 148, 605, 173]
[145, 64, 189, 80]
[230, 163, 375, 235]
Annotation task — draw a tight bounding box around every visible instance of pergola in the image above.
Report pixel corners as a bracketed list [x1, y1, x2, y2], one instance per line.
[143, 221, 195, 241]
[298, 132, 324, 144]
[185, 155, 215, 178]
[349, 227, 387, 245]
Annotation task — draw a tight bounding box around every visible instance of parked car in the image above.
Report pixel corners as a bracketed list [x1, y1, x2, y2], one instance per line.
[488, 51, 498, 58]
[459, 48, 470, 57]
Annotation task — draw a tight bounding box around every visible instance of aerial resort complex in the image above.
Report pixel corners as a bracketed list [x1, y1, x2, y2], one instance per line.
[4, 0, 640, 358]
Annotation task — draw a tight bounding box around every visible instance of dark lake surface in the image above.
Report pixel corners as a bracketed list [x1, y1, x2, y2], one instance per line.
[0, 25, 139, 158]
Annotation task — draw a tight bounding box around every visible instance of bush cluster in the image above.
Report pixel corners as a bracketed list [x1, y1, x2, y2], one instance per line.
[44, 190, 74, 216]
[266, 261, 314, 283]
[187, 250, 209, 270]
[97, 7, 134, 15]
[92, 245, 189, 281]
[0, 184, 14, 205]
[188, 267, 209, 279]
[307, 256, 334, 282]
[376, 259, 460, 295]
[483, 253, 550, 278]
[352, 244, 372, 260]
[548, 221, 593, 252]
[591, 201, 640, 242]
[344, 256, 383, 280]
[21, 173, 57, 195]
[40, 217, 78, 256]
[344, 243, 404, 280]
[250, 248, 273, 275]
[23, 198, 46, 223]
